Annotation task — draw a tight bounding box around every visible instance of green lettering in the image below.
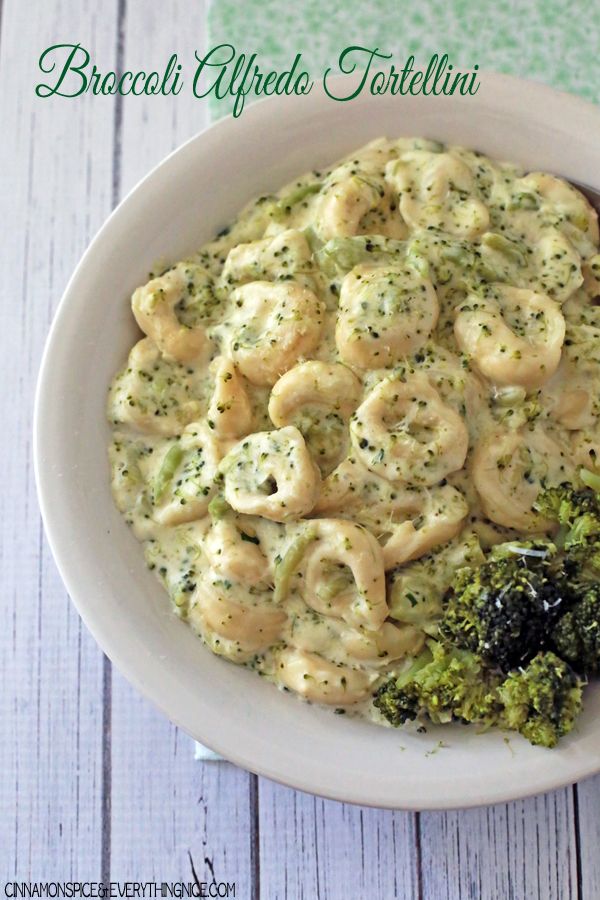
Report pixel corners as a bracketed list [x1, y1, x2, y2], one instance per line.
[36, 43, 89, 97]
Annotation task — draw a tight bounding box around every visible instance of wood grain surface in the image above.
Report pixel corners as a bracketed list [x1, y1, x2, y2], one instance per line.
[2, 1, 600, 897]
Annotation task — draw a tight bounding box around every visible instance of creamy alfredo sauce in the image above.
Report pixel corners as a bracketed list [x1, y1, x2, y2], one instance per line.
[108, 137, 600, 719]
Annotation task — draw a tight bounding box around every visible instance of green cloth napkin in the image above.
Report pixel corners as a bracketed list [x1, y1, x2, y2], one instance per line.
[208, 0, 600, 120]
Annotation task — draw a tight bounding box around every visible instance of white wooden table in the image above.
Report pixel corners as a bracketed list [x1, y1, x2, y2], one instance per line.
[3, 1, 600, 896]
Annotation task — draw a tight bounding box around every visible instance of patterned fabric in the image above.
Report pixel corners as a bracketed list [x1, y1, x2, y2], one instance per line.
[207, 0, 600, 119]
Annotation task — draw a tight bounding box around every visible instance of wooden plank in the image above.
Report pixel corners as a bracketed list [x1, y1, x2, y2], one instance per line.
[118, 0, 211, 196]
[258, 779, 420, 899]
[109, 672, 254, 889]
[107, 2, 254, 891]
[575, 775, 600, 898]
[419, 788, 579, 900]
[0, 0, 117, 878]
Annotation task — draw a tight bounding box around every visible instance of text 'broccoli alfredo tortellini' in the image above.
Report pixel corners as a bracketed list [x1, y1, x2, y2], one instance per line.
[385, 150, 489, 238]
[350, 373, 469, 486]
[454, 285, 565, 391]
[226, 280, 324, 386]
[220, 426, 320, 522]
[336, 264, 439, 368]
[268, 361, 362, 474]
[108, 136, 600, 727]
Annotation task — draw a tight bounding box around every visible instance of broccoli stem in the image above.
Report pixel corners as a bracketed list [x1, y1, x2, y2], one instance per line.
[208, 493, 230, 520]
[580, 468, 600, 493]
[153, 444, 183, 503]
[276, 182, 322, 214]
[273, 527, 317, 604]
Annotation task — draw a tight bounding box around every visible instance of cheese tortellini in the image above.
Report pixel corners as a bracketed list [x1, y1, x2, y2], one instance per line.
[220, 426, 320, 522]
[386, 150, 490, 238]
[336, 264, 439, 368]
[108, 137, 599, 720]
[454, 284, 566, 390]
[226, 281, 324, 386]
[350, 373, 469, 485]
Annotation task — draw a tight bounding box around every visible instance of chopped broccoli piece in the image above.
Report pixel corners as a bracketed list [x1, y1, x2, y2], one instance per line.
[273, 526, 317, 604]
[373, 641, 502, 727]
[372, 681, 421, 727]
[535, 478, 600, 574]
[499, 652, 583, 748]
[374, 646, 583, 748]
[208, 493, 230, 520]
[153, 443, 183, 503]
[552, 584, 600, 674]
[315, 235, 405, 276]
[581, 468, 600, 493]
[375, 476, 599, 749]
[440, 542, 573, 671]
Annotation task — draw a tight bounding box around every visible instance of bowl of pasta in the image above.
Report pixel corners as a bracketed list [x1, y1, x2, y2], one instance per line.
[35, 72, 600, 809]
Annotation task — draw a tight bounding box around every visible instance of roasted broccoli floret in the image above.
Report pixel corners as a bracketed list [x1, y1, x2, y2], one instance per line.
[552, 584, 600, 674]
[372, 679, 421, 727]
[499, 652, 583, 747]
[375, 475, 599, 747]
[373, 641, 502, 727]
[440, 542, 573, 671]
[535, 474, 600, 575]
[374, 646, 583, 748]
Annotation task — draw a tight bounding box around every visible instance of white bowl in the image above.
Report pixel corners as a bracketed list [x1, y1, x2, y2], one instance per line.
[35, 73, 600, 810]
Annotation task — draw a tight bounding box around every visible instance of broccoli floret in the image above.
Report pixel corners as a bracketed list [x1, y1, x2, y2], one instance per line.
[374, 476, 600, 747]
[372, 681, 421, 726]
[374, 646, 583, 748]
[440, 542, 573, 671]
[499, 652, 583, 747]
[552, 584, 600, 674]
[535, 478, 600, 575]
[373, 641, 502, 727]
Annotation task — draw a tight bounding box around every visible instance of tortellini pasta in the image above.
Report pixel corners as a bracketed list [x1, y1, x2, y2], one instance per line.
[350, 373, 469, 486]
[471, 426, 574, 531]
[336, 264, 439, 368]
[151, 422, 220, 526]
[454, 284, 566, 390]
[108, 137, 600, 719]
[225, 280, 324, 386]
[220, 228, 313, 287]
[385, 150, 490, 238]
[220, 426, 320, 522]
[131, 262, 216, 364]
[268, 361, 361, 474]
[109, 338, 207, 436]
